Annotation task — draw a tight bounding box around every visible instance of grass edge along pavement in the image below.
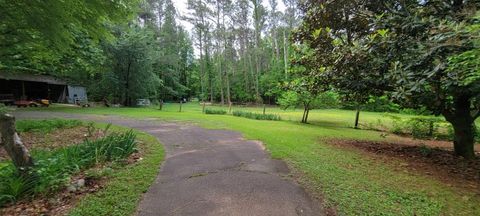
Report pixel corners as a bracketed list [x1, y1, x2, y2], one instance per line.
[68, 123, 165, 216]
[27, 106, 480, 215]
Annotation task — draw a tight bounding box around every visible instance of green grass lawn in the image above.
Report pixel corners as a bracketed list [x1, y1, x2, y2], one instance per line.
[32, 103, 479, 215]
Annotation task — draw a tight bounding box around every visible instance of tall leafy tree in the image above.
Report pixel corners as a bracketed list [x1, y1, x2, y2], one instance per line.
[0, 0, 137, 73]
[369, 1, 480, 158]
[99, 26, 162, 106]
[296, 0, 480, 158]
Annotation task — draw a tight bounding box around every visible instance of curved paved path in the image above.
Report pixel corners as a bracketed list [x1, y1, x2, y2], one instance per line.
[14, 111, 324, 216]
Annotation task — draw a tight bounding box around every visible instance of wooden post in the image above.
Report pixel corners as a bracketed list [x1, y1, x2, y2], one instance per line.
[228, 102, 232, 114]
[21, 81, 26, 99]
[159, 100, 163, 111]
[263, 104, 266, 115]
[202, 101, 206, 113]
[179, 101, 182, 112]
[0, 114, 35, 175]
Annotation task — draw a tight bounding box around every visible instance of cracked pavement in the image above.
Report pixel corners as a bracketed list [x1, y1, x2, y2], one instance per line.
[14, 111, 324, 216]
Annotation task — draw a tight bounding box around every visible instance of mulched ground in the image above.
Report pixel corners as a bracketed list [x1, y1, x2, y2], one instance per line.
[0, 126, 105, 160]
[0, 174, 105, 216]
[327, 138, 480, 190]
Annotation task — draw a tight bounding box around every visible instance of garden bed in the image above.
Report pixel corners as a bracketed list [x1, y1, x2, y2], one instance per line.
[0, 119, 163, 216]
[327, 139, 480, 191]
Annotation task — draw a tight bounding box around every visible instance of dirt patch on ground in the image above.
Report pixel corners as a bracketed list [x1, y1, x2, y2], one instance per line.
[0, 152, 143, 216]
[327, 139, 480, 191]
[0, 126, 105, 160]
[0, 170, 107, 216]
[381, 134, 480, 152]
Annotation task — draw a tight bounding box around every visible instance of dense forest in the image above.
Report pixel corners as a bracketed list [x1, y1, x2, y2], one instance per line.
[1, 0, 300, 105]
[1, 0, 479, 158]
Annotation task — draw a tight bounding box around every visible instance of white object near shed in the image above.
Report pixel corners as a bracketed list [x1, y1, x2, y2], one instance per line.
[67, 86, 88, 104]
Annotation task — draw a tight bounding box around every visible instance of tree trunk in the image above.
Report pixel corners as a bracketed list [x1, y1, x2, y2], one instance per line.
[354, 108, 360, 129]
[283, 30, 289, 80]
[199, 31, 205, 102]
[0, 114, 35, 175]
[124, 60, 132, 107]
[226, 72, 231, 106]
[444, 94, 477, 159]
[302, 102, 310, 123]
[451, 120, 476, 159]
[301, 107, 307, 123]
[305, 108, 310, 124]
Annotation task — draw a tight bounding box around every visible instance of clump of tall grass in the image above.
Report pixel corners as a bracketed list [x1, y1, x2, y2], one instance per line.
[0, 130, 137, 206]
[232, 110, 281, 121]
[16, 119, 83, 133]
[205, 108, 227, 115]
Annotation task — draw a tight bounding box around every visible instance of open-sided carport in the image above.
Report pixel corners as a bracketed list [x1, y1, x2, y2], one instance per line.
[0, 72, 67, 103]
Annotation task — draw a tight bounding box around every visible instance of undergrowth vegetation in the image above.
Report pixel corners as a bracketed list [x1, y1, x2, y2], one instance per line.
[0, 125, 137, 206]
[204, 108, 227, 115]
[16, 119, 83, 133]
[232, 110, 281, 121]
[368, 115, 480, 142]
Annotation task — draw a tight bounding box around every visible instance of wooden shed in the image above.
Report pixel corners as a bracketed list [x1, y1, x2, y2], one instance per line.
[0, 72, 72, 104]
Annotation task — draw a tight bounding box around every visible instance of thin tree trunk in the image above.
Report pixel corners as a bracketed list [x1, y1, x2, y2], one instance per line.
[354, 107, 360, 129]
[199, 31, 205, 102]
[302, 102, 309, 123]
[226, 72, 231, 105]
[255, 62, 261, 103]
[283, 30, 289, 80]
[124, 60, 132, 107]
[0, 114, 35, 175]
[301, 108, 306, 123]
[305, 108, 310, 124]
[219, 61, 225, 105]
[273, 30, 280, 60]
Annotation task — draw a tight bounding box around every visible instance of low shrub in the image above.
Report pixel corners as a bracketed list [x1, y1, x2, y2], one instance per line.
[0, 104, 7, 114]
[385, 115, 443, 139]
[16, 119, 82, 133]
[205, 109, 227, 115]
[0, 130, 137, 206]
[232, 110, 281, 121]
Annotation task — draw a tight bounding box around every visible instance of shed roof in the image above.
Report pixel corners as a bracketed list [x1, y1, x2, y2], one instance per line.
[0, 72, 66, 85]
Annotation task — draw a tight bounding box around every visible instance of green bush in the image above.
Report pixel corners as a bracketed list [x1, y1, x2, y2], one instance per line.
[0, 104, 7, 114]
[232, 110, 281, 121]
[386, 115, 443, 139]
[205, 109, 227, 115]
[16, 119, 83, 133]
[0, 130, 137, 206]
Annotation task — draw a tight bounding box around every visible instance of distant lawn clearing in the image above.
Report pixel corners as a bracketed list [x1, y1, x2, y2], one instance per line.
[27, 103, 480, 215]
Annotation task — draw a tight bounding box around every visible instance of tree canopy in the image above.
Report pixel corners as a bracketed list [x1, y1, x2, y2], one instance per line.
[0, 0, 138, 73]
[295, 0, 480, 158]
